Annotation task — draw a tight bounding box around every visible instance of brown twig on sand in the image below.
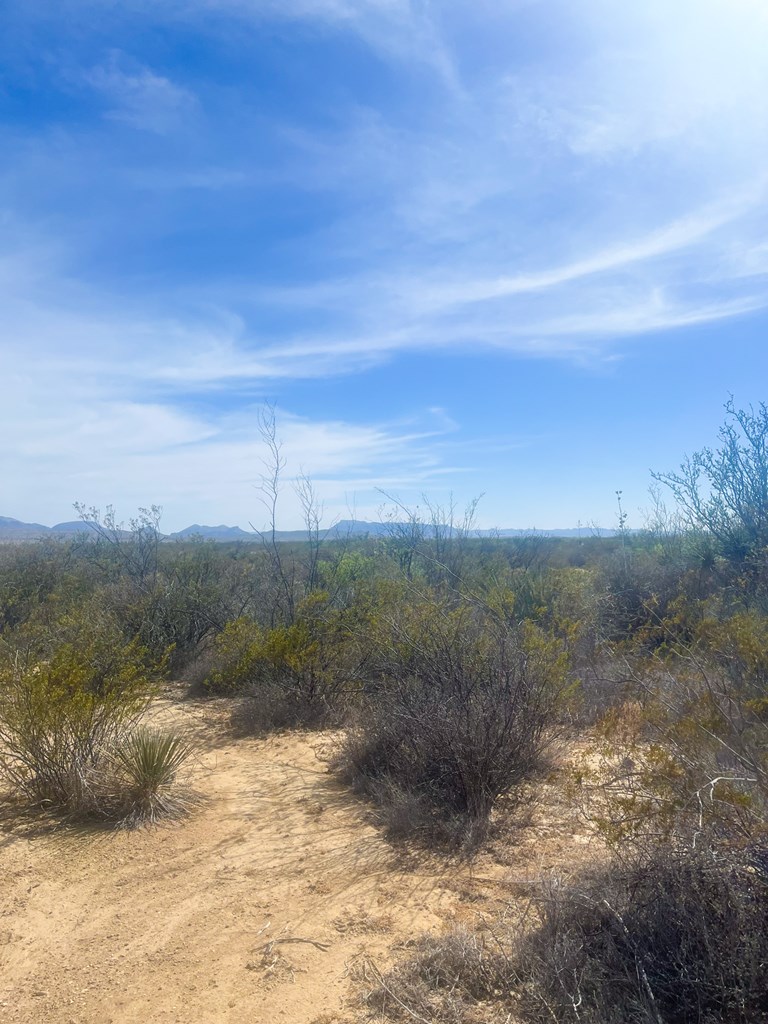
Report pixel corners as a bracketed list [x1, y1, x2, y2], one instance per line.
[257, 936, 331, 953]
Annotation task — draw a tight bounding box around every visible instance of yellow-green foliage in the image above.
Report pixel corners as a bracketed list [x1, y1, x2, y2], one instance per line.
[579, 629, 768, 849]
[695, 611, 768, 693]
[484, 567, 598, 629]
[205, 616, 264, 693]
[4, 638, 148, 720]
[319, 550, 380, 590]
[519, 618, 579, 708]
[0, 614, 159, 814]
[206, 613, 339, 696]
[206, 592, 368, 715]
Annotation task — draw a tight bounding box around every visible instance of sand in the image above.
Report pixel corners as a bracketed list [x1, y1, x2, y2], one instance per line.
[0, 695, 593, 1024]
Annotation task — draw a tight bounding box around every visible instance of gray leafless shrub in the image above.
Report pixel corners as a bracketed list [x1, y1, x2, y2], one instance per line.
[335, 604, 569, 848]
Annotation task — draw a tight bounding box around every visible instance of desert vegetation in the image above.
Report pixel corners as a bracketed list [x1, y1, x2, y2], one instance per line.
[3, 400, 768, 1020]
[334, 604, 571, 847]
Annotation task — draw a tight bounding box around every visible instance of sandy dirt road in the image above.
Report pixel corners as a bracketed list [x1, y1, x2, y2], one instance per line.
[0, 697, 591, 1024]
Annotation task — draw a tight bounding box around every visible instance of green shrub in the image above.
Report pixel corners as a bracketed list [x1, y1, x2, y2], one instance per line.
[111, 727, 195, 824]
[207, 594, 368, 732]
[204, 616, 263, 695]
[0, 615, 160, 818]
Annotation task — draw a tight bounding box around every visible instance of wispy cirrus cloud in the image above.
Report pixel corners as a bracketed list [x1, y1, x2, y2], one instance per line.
[3, 0, 768, 527]
[179, 0, 462, 87]
[82, 51, 197, 134]
[1, 186, 765, 400]
[0, 328, 468, 527]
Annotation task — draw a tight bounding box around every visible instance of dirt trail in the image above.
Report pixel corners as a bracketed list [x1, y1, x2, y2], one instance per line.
[0, 697, 593, 1024]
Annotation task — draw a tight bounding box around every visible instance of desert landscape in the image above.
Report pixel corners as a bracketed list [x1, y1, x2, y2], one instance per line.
[4, 2, 768, 1019]
[1, 691, 591, 1024]
[4, 399, 768, 1022]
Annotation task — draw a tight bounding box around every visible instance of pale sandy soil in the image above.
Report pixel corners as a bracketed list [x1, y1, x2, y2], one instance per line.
[0, 696, 596, 1024]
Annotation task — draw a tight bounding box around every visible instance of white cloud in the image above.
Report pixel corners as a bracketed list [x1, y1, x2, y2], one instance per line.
[84, 52, 197, 134]
[501, 0, 768, 161]
[1, 397, 463, 532]
[399, 187, 767, 314]
[0, 307, 465, 529]
[4, 0, 768, 526]
[186, 0, 461, 87]
[0, 199, 764, 407]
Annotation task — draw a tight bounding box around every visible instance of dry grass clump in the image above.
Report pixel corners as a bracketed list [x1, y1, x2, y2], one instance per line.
[364, 847, 768, 1024]
[229, 680, 339, 737]
[362, 928, 512, 1024]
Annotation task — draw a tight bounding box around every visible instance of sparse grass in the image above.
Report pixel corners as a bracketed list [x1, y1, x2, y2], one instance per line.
[362, 928, 512, 1024]
[364, 847, 768, 1024]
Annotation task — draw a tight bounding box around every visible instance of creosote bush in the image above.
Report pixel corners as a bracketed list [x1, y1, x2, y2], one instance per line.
[577, 614, 768, 851]
[335, 602, 572, 847]
[207, 593, 368, 734]
[204, 615, 264, 695]
[0, 613, 191, 823]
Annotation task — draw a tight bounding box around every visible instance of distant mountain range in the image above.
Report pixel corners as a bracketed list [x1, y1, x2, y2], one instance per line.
[0, 515, 623, 543]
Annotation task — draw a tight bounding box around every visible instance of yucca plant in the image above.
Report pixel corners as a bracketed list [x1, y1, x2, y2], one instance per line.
[112, 727, 195, 824]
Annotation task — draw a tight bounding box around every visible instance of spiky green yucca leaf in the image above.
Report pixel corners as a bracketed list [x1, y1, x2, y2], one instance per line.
[113, 727, 194, 823]
[116, 728, 193, 787]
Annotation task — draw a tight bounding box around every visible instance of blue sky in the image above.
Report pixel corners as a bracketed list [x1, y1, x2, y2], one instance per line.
[3, 0, 768, 531]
